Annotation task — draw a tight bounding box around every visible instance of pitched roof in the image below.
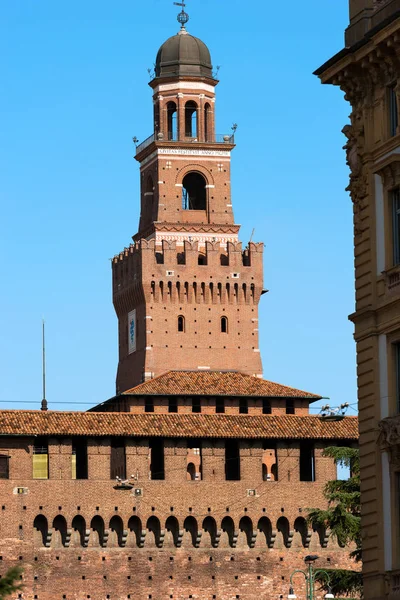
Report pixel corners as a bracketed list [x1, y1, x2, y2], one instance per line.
[123, 371, 321, 400]
[0, 411, 358, 440]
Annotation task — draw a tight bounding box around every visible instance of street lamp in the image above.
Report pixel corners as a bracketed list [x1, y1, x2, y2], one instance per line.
[288, 555, 334, 600]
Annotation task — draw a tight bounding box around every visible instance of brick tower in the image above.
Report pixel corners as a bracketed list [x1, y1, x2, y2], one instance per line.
[113, 17, 264, 393]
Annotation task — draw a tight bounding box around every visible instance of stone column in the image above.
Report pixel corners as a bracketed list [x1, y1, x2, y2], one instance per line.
[240, 441, 263, 482]
[276, 442, 300, 483]
[125, 439, 150, 483]
[87, 438, 111, 481]
[164, 440, 187, 482]
[202, 441, 225, 481]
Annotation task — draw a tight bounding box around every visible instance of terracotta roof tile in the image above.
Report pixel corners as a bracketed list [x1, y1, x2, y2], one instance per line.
[0, 411, 358, 440]
[123, 371, 321, 400]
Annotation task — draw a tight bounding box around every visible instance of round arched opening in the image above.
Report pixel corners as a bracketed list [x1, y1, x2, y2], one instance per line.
[182, 172, 207, 211]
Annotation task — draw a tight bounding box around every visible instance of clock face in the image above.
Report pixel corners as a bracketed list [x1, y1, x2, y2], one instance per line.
[128, 310, 136, 354]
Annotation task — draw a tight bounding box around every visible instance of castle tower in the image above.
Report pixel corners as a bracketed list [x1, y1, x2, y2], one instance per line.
[315, 1, 400, 597]
[113, 15, 264, 393]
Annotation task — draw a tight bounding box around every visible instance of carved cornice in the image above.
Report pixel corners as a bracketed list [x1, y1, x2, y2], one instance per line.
[330, 32, 400, 105]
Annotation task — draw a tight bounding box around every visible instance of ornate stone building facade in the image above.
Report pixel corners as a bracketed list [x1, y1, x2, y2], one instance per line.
[315, 1, 400, 598]
[0, 13, 359, 600]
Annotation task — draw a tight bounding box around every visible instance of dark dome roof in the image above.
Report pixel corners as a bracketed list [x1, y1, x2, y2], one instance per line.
[155, 30, 213, 79]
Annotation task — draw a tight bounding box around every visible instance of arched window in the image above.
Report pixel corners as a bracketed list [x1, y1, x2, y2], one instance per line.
[221, 316, 228, 333]
[204, 103, 212, 141]
[34, 515, 49, 547]
[185, 101, 198, 138]
[167, 102, 177, 140]
[182, 172, 207, 210]
[178, 315, 185, 332]
[187, 462, 196, 481]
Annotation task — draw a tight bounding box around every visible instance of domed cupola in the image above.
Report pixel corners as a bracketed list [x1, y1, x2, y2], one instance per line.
[155, 28, 213, 79]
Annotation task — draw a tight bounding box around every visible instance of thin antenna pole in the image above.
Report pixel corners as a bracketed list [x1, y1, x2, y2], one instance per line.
[41, 319, 48, 411]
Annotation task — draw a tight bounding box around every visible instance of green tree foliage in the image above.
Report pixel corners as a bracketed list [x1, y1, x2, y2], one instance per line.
[0, 567, 23, 599]
[308, 446, 362, 597]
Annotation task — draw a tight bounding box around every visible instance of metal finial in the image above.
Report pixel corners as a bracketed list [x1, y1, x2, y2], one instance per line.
[174, 1, 189, 28]
[41, 319, 48, 411]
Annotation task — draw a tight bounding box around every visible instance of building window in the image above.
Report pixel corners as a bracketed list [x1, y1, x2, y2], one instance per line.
[389, 85, 398, 137]
[150, 439, 165, 480]
[239, 399, 248, 414]
[182, 172, 206, 210]
[216, 398, 225, 414]
[395, 343, 400, 413]
[178, 315, 185, 332]
[225, 440, 240, 481]
[299, 441, 315, 481]
[145, 398, 154, 413]
[286, 399, 295, 415]
[221, 316, 228, 333]
[192, 398, 201, 413]
[185, 101, 198, 138]
[392, 189, 400, 266]
[168, 398, 178, 413]
[33, 438, 49, 479]
[167, 101, 178, 141]
[262, 399, 271, 414]
[72, 439, 88, 480]
[0, 455, 9, 479]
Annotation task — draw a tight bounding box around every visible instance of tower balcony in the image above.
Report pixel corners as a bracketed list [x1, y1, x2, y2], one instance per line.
[135, 132, 235, 156]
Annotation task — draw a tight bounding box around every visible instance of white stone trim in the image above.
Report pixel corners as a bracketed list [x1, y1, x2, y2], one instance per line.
[375, 174, 385, 274]
[158, 148, 231, 158]
[146, 231, 239, 246]
[154, 81, 215, 94]
[382, 451, 392, 571]
[379, 334, 389, 419]
[197, 366, 211, 370]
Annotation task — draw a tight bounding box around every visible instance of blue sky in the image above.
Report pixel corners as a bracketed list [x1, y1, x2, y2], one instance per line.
[0, 0, 356, 414]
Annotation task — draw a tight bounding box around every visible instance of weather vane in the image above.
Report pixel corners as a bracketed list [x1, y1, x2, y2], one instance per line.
[174, 1, 189, 28]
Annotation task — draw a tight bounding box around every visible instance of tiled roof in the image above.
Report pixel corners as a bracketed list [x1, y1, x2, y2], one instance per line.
[0, 411, 358, 440]
[123, 371, 321, 400]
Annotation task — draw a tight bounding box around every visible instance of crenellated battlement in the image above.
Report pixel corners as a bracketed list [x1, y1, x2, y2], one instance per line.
[112, 238, 264, 291]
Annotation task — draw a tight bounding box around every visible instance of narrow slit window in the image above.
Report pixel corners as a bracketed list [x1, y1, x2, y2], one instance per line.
[178, 315, 185, 332]
[221, 316, 228, 333]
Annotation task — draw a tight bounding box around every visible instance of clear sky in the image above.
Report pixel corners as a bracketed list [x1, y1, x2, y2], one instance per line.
[0, 0, 356, 415]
